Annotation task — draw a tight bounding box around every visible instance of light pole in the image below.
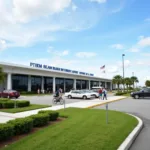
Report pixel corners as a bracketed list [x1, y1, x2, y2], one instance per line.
[122, 54, 125, 90]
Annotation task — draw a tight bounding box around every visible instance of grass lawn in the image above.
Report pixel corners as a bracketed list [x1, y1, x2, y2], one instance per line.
[0, 104, 50, 113]
[2, 108, 138, 150]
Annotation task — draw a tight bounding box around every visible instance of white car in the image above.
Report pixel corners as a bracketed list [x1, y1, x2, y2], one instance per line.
[81, 90, 99, 98]
[65, 90, 92, 99]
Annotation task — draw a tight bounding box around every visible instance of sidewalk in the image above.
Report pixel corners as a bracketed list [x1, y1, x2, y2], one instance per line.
[0, 96, 126, 123]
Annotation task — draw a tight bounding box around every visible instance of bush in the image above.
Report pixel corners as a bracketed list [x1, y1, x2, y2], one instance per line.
[2, 101, 15, 108]
[30, 113, 49, 127]
[8, 118, 33, 135]
[20, 91, 36, 95]
[38, 110, 59, 121]
[115, 92, 128, 96]
[0, 123, 14, 141]
[17, 100, 30, 107]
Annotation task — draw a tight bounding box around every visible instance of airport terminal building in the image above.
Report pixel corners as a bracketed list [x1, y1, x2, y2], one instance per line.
[0, 62, 113, 93]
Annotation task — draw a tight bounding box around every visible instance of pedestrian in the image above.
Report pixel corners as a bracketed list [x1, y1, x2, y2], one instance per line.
[103, 88, 107, 100]
[98, 88, 102, 100]
[37, 88, 40, 95]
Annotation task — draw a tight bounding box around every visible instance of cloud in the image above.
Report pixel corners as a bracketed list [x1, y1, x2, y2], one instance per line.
[111, 44, 124, 50]
[107, 66, 119, 73]
[76, 52, 97, 58]
[141, 53, 150, 57]
[144, 18, 150, 22]
[0, 0, 104, 48]
[71, 3, 77, 11]
[118, 60, 131, 68]
[0, 39, 7, 51]
[138, 36, 150, 47]
[13, 0, 72, 23]
[62, 50, 69, 56]
[89, 0, 107, 3]
[127, 48, 140, 53]
[47, 46, 69, 56]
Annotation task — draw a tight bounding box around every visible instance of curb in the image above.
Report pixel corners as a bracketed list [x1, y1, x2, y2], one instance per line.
[86, 97, 126, 109]
[117, 114, 143, 150]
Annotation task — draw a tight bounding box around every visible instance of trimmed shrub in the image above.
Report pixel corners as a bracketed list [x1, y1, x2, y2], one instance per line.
[8, 118, 33, 135]
[30, 113, 49, 127]
[0, 98, 10, 101]
[2, 101, 15, 108]
[17, 100, 30, 107]
[0, 123, 14, 141]
[38, 110, 59, 121]
[20, 91, 36, 95]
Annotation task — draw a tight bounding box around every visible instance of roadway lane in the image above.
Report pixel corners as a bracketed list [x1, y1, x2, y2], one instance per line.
[94, 97, 150, 150]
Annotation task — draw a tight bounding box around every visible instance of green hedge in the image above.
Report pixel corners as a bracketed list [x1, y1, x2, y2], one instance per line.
[20, 91, 36, 94]
[8, 118, 33, 135]
[30, 113, 49, 127]
[0, 100, 30, 108]
[17, 100, 30, 107]
[0, 123, 14, 141]
[38, 110, 59, 121]
[2, 101, 15, 108]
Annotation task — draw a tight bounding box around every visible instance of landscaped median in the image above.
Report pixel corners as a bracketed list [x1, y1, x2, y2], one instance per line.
[0, 98, 50, 113]
[1, 108, 138, 150]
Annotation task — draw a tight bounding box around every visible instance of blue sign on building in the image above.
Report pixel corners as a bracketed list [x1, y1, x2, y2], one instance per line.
[30, 62, 94, 77]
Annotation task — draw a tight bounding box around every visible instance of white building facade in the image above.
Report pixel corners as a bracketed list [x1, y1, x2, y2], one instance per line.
[0, 62, 112, 93]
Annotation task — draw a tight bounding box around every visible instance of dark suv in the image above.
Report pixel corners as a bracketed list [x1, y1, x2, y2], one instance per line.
[131, 88, 150, 99]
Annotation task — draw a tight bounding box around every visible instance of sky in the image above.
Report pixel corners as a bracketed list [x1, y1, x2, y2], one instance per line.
[0, 0, 150, 86]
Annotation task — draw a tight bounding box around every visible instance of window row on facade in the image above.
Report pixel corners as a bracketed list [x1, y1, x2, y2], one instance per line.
[6, 74, 112, 93]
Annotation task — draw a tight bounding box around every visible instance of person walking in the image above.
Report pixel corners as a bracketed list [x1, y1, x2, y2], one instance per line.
[98, 88, 102, 100]
[103, 88, 107, 100]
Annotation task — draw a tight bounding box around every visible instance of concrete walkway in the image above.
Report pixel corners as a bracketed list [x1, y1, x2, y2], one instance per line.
[0, 96, 126, 123]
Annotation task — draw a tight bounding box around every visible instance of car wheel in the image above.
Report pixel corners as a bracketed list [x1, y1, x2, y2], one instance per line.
[83, 95, 87, 100]
[135, 95, 139, 99]
[94, 95, 97, 98]
[68, 95, 72, 99]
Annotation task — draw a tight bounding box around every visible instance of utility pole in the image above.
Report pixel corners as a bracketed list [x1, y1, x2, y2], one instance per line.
[122, 54, 125, 90]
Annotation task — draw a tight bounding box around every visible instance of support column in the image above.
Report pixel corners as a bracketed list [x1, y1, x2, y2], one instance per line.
[89, 80, 91, 90]
[110, 82, 112, 90]
[99, 81, 102, 87]
[28, 75, 31, 92]
[64, 79, 66, 93]
[73, 79, 76, 90]
[7, 73, 12, 90]
[53, 77, 56, 93]
[105, 82, 107, 89]
[41, 76, 44, 90]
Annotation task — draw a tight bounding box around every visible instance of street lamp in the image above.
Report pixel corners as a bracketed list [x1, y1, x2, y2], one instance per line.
[122, 54, 125, 90]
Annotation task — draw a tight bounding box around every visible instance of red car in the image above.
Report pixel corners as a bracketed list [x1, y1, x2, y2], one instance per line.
[0, 90, 20, 99]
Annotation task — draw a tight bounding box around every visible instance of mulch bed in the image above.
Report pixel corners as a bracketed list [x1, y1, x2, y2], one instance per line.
[0, 118, 65, 149]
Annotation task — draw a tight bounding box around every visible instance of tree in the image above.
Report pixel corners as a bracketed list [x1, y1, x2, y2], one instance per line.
[124, 77, 131, 92]
[130, 76, 138, 89]
[0, 66, 5, 84]
[145, 80, 150, 87]
[112, 75, 122, 92]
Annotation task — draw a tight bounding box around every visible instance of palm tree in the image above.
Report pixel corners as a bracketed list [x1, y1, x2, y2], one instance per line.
[145, 80, 150, 87]
[0, 66, 5, 84]
[124, 77, 131, 92]
[112, 75, 122, 92]
[130, 76, 138, 89]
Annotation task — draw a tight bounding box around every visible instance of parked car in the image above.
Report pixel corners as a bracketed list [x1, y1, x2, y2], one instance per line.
[81, 90, 99, 98]
[131, 88, 150, 99]
[65, 90, 92, 99]
[91, 86, 103, 93]
[0, 90, 20, 99]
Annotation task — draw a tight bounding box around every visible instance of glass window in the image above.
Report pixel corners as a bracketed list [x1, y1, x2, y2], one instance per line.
[76, 80, 81, 90]
[65, 79, 74, 92]
[44, 77, 53, 93]
[56, 78, 64, 92]
[31, 76, 42, 92]
[12, 74, 28, 91]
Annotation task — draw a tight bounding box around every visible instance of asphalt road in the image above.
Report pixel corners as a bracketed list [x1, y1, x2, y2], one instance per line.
[17, 95, 83, 105]
[94, 97, 150, 150]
